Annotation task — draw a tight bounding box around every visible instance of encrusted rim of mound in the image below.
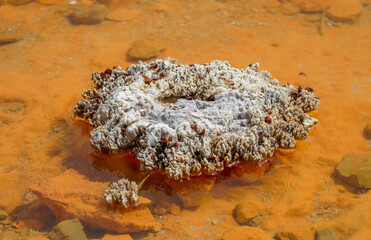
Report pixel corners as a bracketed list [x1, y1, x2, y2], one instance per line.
[74, 58, 320, 181]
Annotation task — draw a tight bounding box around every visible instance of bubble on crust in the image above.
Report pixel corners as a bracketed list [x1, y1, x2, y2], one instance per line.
[75, 58, 320, 180]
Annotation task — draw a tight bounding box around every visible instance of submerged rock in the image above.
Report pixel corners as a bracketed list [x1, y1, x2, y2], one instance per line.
[168, 204, 180, 215]
[48, 218, 87, 240]
[274, 219, 314, 240]
[127, 40, 166, 60]
[234, 202, 263, 226]
[30, 170, 157, 233]
[152, 207, 167, 216]
[0, 209, 8, 221]
[0, 28, 22, 45]
[315, 227, 338, 240]
[335, 153, 371, 189]
[326, 0, 363, 23]
[69, 5, 108, 25]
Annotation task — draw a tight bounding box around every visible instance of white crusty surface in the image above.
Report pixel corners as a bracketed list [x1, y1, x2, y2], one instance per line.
[104, 178, 139, 207]
[74, 58, 320, 180]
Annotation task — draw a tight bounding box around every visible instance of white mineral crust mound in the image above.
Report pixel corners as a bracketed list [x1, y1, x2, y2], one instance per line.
[75, 58, 319, 180]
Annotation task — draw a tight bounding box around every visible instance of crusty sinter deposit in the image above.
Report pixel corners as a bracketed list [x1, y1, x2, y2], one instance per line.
[104, 179, 139, 207]
[74, 58, 320, 182]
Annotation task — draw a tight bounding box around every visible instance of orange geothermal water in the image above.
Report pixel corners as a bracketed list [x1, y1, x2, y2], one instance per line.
[0, 0, 370, 239]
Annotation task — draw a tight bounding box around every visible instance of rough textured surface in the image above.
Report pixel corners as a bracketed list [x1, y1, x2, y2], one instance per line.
[104, 178, 139, 207]
[30, 170, 157, 234]
[326, 0, 363, 23]
[0, 101, 24, 116]
[335, 152, 371, 189]
[75, 58, 320, 181]
[48, 218, 87, 240]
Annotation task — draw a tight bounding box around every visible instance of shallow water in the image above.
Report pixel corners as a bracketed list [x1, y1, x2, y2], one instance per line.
[0, 0, 370, 239]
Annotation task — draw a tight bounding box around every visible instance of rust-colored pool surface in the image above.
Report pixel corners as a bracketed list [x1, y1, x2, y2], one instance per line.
[0, 0, 370, 239]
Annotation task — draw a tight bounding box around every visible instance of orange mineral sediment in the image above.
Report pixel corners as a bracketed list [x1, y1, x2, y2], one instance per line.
[0, 0, 370, 239]
[30, 169, 157, 234]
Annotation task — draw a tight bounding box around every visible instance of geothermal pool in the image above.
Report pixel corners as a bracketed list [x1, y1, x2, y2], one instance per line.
[0, 0, 370, 239]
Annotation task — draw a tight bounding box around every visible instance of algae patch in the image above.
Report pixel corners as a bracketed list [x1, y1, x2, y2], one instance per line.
[74, 58, 320, 206]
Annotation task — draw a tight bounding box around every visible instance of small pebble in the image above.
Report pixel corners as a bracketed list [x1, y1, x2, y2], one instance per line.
[127, 40, 166, 60]
[271, 41, 280, 47]
[335, 152, 371, 189]
[0, 209, 8, 221]
[234, 202, 263, 225]
[326, 0, 363, 23]
[168, 204, 180, 215]
[152, 207, 167, 216]
[153, 223, 163, 232]
[0, 28, 22, 45]
[69, 4, 108, 25]
[48, 218, 87, 240]
[315, 227, 338, 240]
